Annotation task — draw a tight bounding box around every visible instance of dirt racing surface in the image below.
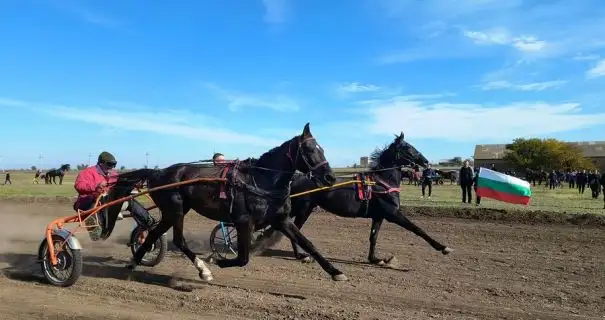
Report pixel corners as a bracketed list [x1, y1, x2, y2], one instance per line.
[0, 201, 603, 320]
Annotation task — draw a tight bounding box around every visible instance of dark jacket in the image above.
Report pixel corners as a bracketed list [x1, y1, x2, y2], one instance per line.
[421, 168, 434, 183]
[577, 172, 587, 184]
[459, 166, 474, 185]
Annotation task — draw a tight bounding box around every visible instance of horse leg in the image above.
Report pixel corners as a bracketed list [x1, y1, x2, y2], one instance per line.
[290, 205, 314, 262]
[276, 219, 346, 281]
[368, 216, 391, 265]
[215, 215, 252, 268]
[172, 212, 213, 281]
[128, 215, 174, 270]
[385, 209, 452, 255]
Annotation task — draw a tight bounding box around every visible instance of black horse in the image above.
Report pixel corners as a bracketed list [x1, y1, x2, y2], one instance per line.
[104, 123, 349, 282]
[44, 164, 70, 184]
[258, 133, 453, 265]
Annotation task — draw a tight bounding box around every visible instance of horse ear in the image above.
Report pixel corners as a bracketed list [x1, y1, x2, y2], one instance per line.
[400, 131, 404, 139]
[302, 122, 311, 137]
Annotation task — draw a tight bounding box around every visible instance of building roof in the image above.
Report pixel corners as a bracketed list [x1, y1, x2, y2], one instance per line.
[474, 141, 605, 160]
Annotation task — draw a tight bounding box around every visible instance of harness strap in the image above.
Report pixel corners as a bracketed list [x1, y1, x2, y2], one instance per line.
[219, 166, 230, 199]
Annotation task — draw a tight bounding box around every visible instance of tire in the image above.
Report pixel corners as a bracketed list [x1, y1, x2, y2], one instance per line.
[129, 226, 167, 267]
[39, 235, 83, 287]
[209, 223, 238, 260]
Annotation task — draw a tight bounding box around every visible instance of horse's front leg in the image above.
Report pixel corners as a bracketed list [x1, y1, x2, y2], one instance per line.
[277, 219, 347, 281]
[290, 206, 314, 262]
[215, 215, 251, 268]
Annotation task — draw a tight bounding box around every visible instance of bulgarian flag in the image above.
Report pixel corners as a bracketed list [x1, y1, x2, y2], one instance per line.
[476, 168, 531, 205]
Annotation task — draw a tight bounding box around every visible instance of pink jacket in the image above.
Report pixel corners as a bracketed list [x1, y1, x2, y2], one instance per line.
[74, 165, 118, 202]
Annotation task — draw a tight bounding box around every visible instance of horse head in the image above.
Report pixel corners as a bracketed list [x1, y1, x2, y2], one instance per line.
[60, 164, 71, 171]
[371, 132, 429, 168]
[287, 123, 336, 187]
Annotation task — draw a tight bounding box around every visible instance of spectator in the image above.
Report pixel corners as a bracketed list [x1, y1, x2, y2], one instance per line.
[421, 164, 435, 199]
[548, 170, 557, 190]
[577, 169, 587, 194]
[459, 160, 474, 204]
[3, 172, 10, 185]
[490, 164, 497, 172]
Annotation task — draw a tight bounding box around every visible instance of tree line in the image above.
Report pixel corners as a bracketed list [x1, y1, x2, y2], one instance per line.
[503, 138, 596, 171]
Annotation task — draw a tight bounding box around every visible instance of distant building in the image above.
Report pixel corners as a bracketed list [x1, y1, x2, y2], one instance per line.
[473, 141, 605, 171]
[360, 156, 369, 167]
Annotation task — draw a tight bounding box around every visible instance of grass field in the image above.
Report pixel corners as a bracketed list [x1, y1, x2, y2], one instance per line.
[1, 170, 603, 214]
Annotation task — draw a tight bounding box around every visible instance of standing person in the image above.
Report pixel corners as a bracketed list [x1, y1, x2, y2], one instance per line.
[548, 170, 557, 190]
[490, 164, 497, 172]
[3, 172, 11, 185]
[473, 167, 481, 206]
[459, 160, 474, 204]
[568, 170, 576, 189]
[33, 169, 41, 184]
[421, 164, 435, 199]
[577, 169, 587, 194]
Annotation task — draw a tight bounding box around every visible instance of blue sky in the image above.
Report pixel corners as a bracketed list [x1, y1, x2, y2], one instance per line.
[1, 0, 605, 169]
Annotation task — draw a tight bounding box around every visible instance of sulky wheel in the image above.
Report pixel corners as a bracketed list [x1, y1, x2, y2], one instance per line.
[129, 226, 167, 267]
[209, 222, 238, 260]
[39, 235, 83, 287]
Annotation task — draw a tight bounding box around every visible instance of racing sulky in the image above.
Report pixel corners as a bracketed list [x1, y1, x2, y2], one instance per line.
[255, 132, 453, 266]
[105, 123, 352, 281]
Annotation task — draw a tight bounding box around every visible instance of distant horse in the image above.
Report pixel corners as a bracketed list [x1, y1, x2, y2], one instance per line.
[400, 168, 419, 185]
[256, 133, 453, 266]
[104, 123, 348, 282]
[438, 169, 457, 184]
[44, 164, 70, 184]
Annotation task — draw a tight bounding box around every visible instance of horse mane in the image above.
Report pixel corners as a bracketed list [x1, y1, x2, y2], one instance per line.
[368, 137, 400, 170]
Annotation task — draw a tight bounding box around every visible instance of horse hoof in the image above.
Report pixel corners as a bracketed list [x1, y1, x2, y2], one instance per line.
[332, 273, 347, 281]
[384, 256, 399, 268]
[199, 272, 213, 282]
[442, 247, 453, 255]
[301, 256, 312, 263]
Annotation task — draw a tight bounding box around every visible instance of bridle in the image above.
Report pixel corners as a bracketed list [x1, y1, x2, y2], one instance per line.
[286, 136, 329, 180]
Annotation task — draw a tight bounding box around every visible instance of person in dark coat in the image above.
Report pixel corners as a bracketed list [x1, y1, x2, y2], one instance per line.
[3, 172, 10, 185]
[600, 172, 605, 209]
[459, 160, 474, 203]
[421, 164, 435, 199]
[548, 170, 557, 190]
[577, 169, 587, 194]
[490, 164, 497, 172]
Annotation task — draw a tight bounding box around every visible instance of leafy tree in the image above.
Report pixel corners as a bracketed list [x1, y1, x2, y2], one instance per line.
[119, 165, 126, 171]
[504, 138, 594, 170]
[31, 166, 37, 171]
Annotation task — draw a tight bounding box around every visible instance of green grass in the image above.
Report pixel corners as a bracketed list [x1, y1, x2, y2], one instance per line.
[1, 170, 603, 214]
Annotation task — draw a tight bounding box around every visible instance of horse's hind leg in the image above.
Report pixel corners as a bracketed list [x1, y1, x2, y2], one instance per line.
[129, 215, 174, 270]
[367, 216, 390, 265]
[277, 219, 347, 281]
[172, 212, 213, 281]
[290, 205, 314, 262]
[216, 215, 252, 268]
[385, 209, 453, 255]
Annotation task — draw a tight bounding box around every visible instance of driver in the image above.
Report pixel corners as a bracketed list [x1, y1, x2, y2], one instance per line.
[75, 151, 155, 241]
[212, 152, 225, 165]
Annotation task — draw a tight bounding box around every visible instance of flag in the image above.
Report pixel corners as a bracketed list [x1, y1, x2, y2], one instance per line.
[475, 168, 531, 205]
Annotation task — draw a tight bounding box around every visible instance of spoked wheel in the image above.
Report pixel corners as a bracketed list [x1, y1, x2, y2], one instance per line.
[129, 226, 167, 267]
[39, 235, 83, 287]
[209, 223, 238, 260]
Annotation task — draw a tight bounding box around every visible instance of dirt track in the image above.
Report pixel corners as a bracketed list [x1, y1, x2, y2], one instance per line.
[0, 201, 604, 320]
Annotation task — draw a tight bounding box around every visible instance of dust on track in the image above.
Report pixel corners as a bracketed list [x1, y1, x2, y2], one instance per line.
[0, 200, 603, 320]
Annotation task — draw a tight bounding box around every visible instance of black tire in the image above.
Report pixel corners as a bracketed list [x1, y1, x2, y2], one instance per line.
[129, 226, 167, 267]
[39, 235, 83, 287]
[209, 223, 238, 260]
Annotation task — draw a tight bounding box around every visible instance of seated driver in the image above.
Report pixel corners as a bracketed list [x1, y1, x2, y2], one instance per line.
[75, 151, 155, 241]
[212, 152, 225, 165]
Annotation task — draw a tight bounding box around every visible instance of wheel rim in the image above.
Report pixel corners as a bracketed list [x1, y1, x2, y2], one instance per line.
[133, 230, 161, 263]
[42, 241, 74, 283]
[214, 225, 238, 259]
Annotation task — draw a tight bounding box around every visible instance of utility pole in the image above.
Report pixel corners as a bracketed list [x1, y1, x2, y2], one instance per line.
[145, 152, 150, 168]
[38, 153, 43, 168]
[88, 153, 92, 167]
[0, 156, 3, 173]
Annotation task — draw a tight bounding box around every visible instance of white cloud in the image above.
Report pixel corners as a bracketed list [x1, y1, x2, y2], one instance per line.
[337, 82, 381, 94]
[480, 80, 566, 91]
[0, 98, 282, 147]
[374, 1, 605, 63]
[262, 0, 290, 24]
[463, 29, 546, 53]
[573, 53, 600, 61]
[46, 1, 123, 28]
[361, 96, 605, 141]
[586, 59, 605, 79]
[202, 82, 299, 112]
